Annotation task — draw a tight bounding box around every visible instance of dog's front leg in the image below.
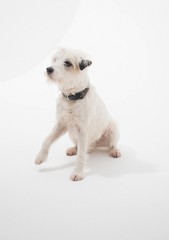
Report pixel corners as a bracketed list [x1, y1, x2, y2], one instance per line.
[70, 129, 87, 181]
[35, 123, 66, 165]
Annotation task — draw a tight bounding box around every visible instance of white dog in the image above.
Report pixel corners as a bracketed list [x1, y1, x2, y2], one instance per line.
[35, 47, 121, 181]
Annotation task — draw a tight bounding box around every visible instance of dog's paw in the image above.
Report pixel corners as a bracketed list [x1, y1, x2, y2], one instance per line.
[66, 147, 77, 156]
[70, 172, 84, 181]
[109, 149, 121, 158]
[35, 151, 48, 165]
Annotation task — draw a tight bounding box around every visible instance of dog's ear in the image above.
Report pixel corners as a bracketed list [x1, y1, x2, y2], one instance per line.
[79, 59, 92, 70]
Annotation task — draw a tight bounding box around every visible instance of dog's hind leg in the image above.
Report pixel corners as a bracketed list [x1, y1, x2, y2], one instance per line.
[66, 146, 77, 156]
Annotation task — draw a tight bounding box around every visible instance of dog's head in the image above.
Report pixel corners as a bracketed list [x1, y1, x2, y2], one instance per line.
[46, 48, 92, 93]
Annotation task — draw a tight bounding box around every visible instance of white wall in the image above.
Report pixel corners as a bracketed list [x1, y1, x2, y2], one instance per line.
[0, 0, 80, 81]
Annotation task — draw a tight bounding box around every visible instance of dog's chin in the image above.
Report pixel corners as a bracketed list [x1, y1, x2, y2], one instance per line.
[48, 77, 60, 87]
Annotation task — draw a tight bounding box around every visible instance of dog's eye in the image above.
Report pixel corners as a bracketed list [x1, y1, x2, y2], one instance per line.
[64, 60, 72, 67]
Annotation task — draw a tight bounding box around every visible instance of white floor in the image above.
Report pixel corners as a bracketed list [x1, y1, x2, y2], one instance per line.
[0, 0, 169, 239]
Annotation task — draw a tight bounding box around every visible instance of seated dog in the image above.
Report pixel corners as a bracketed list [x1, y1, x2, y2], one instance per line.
[35, 48, 121, 181]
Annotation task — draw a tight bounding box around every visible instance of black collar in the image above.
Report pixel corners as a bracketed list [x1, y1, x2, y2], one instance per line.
[62, 87, 89, 101]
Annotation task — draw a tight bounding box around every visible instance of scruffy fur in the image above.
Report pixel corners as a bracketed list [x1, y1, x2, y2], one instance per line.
[35, 47, 121, 181]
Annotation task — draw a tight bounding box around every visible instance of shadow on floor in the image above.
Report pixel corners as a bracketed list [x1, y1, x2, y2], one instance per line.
[39, 162, 74, 172]
[38, 145, 157, 178]
[86, 145, 157, 178]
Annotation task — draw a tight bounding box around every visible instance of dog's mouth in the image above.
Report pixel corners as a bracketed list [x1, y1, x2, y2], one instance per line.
[44, 71, 54, 81]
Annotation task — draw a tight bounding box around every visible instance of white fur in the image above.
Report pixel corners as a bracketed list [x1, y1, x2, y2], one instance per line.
[35, 47, 121, 181]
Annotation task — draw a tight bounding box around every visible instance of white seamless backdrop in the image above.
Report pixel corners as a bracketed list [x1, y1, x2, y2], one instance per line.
[0, 0, 169, 240]
[0, 0, 80, 81]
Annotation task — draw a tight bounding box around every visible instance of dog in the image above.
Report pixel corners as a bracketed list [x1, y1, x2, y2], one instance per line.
[35, 47, 121, 181]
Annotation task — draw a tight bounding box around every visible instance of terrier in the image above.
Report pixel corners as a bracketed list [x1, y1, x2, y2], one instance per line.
[35, 47, 121, 181]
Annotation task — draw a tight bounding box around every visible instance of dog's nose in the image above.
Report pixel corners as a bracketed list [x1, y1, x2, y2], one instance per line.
[46, 67, 54, 74]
